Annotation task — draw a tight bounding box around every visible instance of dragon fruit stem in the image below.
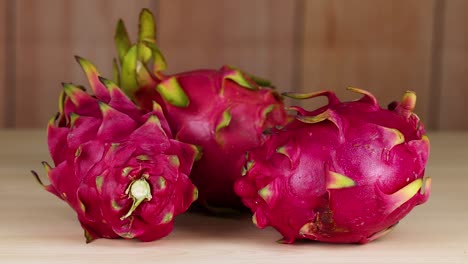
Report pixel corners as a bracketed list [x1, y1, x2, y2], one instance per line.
[121, 178, 152, 220]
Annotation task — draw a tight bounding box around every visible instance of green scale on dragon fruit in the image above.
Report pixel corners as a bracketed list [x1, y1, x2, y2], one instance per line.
[33, 56, 198, 242]
[112, 9, 288, 209]
[235, 88, 431, 243]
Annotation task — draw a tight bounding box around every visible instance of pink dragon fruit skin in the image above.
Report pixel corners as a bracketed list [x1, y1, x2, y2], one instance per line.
[113, 9, 289, 209]
[235, 88, 431, 243]
[34, 57, 198, 242]
[152, 68, 288, 208]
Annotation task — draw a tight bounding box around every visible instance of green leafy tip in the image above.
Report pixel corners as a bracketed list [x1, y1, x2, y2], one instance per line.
[143, 41, 167, 73]
[112, 58, 121, 86]
[224, 68, 256, 90]
[62, 83, 86, 105]
[95, 176, 103, 193]
[161, 212, 173, 224]
[114, 19, 131, 64]
[241, 160, 254, 176]
[75, 56, 100, 80]
[31, 170, 45, 187]
[98, 102, 111, 115]
[227, 66, 272, 88]
[84, 229, 95, 243]
[326, 171, 356, 189]
[156, 77, 190, 107]
[120, 45, 139, 97]
[138, 9, 156, 44]
[215, 110, 232, 133]
[258, 185, 272, 201]
[169, 155, 180, 168]
[192, 187, 199, 202]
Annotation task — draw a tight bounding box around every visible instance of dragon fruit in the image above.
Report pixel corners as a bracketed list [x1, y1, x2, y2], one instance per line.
[33, 57, 198, 242]
[112, 9, 288, 208]
[235, 88, 431, 243]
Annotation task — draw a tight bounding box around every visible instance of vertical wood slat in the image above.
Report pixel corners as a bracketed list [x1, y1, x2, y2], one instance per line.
[157, 0, 298, 92]
[0, 0, 7, 127]
[300, 0, 436, 127]
[437, 0, 468, 130]
[14, 0, 156, 128]
[10, 0, 468, 130]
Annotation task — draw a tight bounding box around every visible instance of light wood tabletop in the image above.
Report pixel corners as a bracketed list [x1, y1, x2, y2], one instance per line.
[0, 130, 467, 264]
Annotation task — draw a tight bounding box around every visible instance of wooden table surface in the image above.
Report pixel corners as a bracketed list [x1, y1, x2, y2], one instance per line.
[0, 130, 467, 264]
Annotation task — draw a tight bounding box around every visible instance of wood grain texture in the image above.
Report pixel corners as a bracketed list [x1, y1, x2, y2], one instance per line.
[13, 0, 156, 128]
[1, 130, 467, 263]
[0, 0, 6, 127]
[9, 1, 468, 130]
[157, 0, 297, 92]
[300, 0, 435, 125]
[437, 0, 468, 130]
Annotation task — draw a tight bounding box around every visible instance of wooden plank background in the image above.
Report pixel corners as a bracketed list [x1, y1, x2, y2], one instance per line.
[438, 0, 468, 130]
[300, 0, 435, 125]
[13, 0, 156, 128]
[157, 0, 297, 92]
[0, 0, 466, 130]
[0, 0, 6, 127]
